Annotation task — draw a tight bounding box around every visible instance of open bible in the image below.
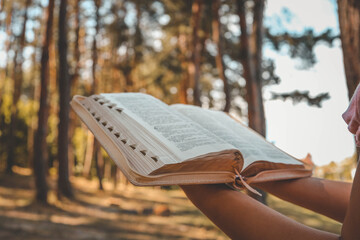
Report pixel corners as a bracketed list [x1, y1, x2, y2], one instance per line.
[70, 93, 312, 190]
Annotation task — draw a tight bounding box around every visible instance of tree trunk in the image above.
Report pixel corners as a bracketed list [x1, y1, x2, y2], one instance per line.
[212, 0, 231, 112]
[33, 0, 55, 204]
[92, 0, 100, 94]
[57, 0, 73, 198]
[28, 19, 41, 169]
[113, 166, 119, 189]
[91, 0, 105, 190]
[189, 0, 203, 106]
[178, 32, 189, 104]
[3, 1, 13, 72]
[238, 0, 266, 137]
[0, 1, 13, 149]
[237, 0, 255, 110]
[94, 141, 104, 190]
[83, 133, 94, 177]
[0, 1, 13, 104]
[130, 0, 142, 91]
[68, 0, 82, 177]
[337, 0, 360, 158]
[249, 0, 266, 137]
[104, 159, 111, 180]
[338, 0, 360, 99]
[237, 0, 267, 204]
[7, 0, 32, 174]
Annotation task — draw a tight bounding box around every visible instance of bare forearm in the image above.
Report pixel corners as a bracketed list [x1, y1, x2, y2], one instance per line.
[254, 177, 352, 222]
[181, 184, 338, 240]
[341, 162, 360, 239]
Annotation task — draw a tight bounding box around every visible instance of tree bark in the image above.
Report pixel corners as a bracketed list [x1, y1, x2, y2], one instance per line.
[28, 17, 42, 169]
[113, 167, 119, 189]
[130, 0, 142, 91]
[178, 32, 189, 104]
[92, 0, 100, 94]
[91, 0, 105, 190]
[337, 0, 360, 158]
[57, 0, 73, 198]
[338, 0, 360, 99]
[83, 133, 94, 177]
[237, 0, 255, 110]
[7, 0, 32, 174]
[0, 1, 13, 147]
[237, 0, 266, 136]
[4, 1, 13, 73]
[249, 0, 266, 136]
[212, 0, 231, 112]
[94, 140, 104, 190]
[33, 0, 55, 204]
[189, 0, 203, 106]
[0, 1, 13, 103]
[68, 0, 82, 177]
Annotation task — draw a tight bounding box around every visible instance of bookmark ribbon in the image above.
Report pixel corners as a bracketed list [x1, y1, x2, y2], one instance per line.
[233, 168, 262, 197]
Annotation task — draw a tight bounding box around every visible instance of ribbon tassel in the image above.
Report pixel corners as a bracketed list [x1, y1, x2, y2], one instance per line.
[233, 168, 262, 197]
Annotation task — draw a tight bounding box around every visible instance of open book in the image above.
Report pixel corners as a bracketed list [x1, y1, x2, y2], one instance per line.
[71, 93, 311, 190]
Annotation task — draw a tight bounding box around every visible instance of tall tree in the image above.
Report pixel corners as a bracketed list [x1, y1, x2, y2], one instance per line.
[237, 0, 255, 116]
[4, 1, 13, 73]
[338, 0, 360, 157]
[0, 1, 13, 131]
[212, 0, 231, 112]
[236, 0, 267, 134]
[178, 31, 190, 104]
[68, 0, 82, 176]
[131, 0, 143, 91]
[189, 0, 203, 106]
[33, 0, 55, 204]
[92, 0, 100, 94]
[338, 0, 360, 99]
[92, 0, 104, 190]
[7, 0, 32, 173]
[82, 0, 96, 177]
[57, 0, 73, 198]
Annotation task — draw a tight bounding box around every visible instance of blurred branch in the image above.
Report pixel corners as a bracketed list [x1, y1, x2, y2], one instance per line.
[270, 90, 330, 107]
[265, 28, 339, 69]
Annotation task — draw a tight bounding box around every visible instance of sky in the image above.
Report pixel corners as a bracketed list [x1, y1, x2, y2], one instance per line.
[263, 0, 355, 166]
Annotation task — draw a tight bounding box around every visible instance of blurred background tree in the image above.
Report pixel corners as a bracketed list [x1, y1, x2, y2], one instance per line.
[0, 0, 357, 208]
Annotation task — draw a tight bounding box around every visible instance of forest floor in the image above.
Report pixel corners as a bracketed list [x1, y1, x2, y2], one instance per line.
[0, 168, 341, 240]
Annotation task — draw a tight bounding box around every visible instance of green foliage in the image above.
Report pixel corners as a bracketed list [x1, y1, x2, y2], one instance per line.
[0, 92, 31, 168]
[266, 28, 339, 69]
[271, 90, 330, 107]
[72, 127, 88, 173]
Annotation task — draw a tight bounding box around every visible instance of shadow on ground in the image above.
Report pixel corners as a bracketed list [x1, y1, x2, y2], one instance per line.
[0, 171, 341, 239]
[0, 173, 226, 240]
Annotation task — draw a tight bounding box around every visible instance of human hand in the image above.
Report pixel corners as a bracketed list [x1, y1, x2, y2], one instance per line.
[342, 84, 360, 146]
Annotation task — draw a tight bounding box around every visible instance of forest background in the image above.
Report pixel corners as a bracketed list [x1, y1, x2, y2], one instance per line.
[0, 0, 359, 239]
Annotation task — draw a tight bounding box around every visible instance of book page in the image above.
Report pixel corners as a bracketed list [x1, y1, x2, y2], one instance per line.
[171, 104, 300, 170]
[101, 93, 235, 162]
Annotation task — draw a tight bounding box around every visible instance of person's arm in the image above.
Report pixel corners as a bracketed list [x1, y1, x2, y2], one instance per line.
[253, 177, 352, 222]
[339, 83, 360, 238]
[341, 161, 360, 239]
[181, 184, 339, 240]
